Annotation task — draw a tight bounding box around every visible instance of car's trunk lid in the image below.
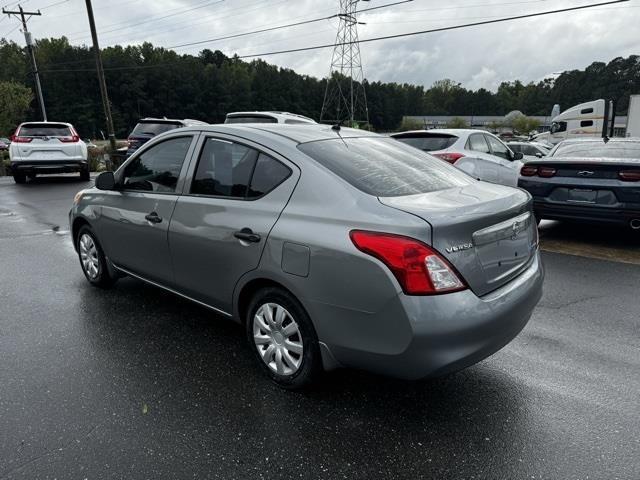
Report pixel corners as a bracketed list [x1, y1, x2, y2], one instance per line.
[380, 182, 537, 296]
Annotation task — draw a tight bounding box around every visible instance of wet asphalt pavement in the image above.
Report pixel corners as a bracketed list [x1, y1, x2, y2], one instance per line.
[1, 175, 639, 479]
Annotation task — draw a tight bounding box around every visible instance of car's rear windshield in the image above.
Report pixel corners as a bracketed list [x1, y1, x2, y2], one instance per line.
[298, 137, 473, 197]
[394, 134, 457, 152]
[18, 123, 72, 137]
[225, 116, 277, 124]
[131, 121, 182, 136]
[552, 141, 640, 159]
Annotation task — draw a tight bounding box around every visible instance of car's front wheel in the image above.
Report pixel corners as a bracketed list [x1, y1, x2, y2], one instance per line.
[80, 165, 90, 181]
[13, 173, 26, 184]
[76, 225, 116, 288]
[246, 287, 321, 389]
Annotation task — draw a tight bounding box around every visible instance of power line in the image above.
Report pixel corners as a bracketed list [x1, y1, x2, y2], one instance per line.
[234, 0, 630, 59]
[96, 0, 290, 45]
[39, 0, 629, 73]
[168, 0, 414, 50]
[66, 0, 226, 40]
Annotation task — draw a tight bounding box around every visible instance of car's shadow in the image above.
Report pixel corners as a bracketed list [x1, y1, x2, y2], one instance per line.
[18, 174, 93, 186]
[75, 275, 536, 476]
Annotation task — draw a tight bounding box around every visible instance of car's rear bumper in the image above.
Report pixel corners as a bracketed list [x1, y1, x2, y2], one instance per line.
[519, 178, 640, 226]
[318, 251, 544, 380]
[10, 160, 88, 175]
[532, 200, 640, 226]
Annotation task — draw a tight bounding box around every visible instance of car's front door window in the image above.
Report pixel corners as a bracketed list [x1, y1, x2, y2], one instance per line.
[485, 135, 511, 160]
[122, 136, 192, 192]
[467, 134, 490, 153]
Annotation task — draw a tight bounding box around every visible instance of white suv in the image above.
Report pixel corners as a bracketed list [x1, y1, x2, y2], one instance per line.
[224, 111, 316, 125]
[9, 122, 89, 184]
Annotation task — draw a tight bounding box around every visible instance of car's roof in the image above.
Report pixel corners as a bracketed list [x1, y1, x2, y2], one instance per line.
[558, 137, 640, 144]
[392, 128, 482, 137]
[181, 123, 379, 144]
[137, 117, 207, 125]
[19, 121, 73, 126]
[226, 111, 316, 123]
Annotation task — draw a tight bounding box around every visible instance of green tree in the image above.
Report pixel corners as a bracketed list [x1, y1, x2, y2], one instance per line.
[446, 117, 469, 128]
[511, 116, 541, 135]
[0, 81, 33, 135]
[397, 117, 424, 131]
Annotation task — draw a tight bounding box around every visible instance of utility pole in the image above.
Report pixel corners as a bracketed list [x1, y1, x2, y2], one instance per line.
[320, 0, 370, 127]
[84, 0, 117, 159]
[2, 5, 47, 121]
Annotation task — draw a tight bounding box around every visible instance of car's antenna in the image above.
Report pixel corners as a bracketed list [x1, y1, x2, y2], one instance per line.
[331, 122, 348, 147]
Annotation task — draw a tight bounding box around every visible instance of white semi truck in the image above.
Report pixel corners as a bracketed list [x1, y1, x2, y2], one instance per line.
[533, 96, 640, 145]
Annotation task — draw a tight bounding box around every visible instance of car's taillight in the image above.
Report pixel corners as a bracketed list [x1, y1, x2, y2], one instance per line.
[520, 165, 538, 176]
[59, 135, 80, 143]
[350, 230, 466, 295]
[538, 166, 556, 178]
[619, 170, 640, 182]
[433, 152, 465, 164]
[12, 136, 32, 143]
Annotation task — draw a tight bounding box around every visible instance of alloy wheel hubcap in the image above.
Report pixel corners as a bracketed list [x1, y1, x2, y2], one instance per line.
[79, 233, 99, 279]
[253, 303, 303, 376]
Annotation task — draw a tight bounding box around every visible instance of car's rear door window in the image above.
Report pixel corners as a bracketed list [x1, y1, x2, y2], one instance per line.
[247, 154, 292, 198]
[122, 136, 192, 193]
[18, 123, 72, 137]
[394, 134, 458, 152]
[467, 133, 490, 153]
[298, 137, 473, 197]
[191, 138, 291, 199]
[191, 138, 258, 197]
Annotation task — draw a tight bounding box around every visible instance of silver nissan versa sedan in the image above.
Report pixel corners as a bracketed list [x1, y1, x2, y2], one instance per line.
[69, 124, 544, 388]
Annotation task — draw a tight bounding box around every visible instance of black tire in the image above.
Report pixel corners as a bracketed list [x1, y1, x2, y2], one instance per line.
[246, 287, 321, 389]
[13, 173, 26, 184]
[80, 166, 90, 181]
[76, 225, 116, 288]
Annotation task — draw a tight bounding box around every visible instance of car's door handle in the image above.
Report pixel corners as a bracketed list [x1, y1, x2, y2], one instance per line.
[144, 212, 162, 224]
[234, 228, 261, 243]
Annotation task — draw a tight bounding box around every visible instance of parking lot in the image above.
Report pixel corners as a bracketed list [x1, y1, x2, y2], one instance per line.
[0, 175, 638, 479]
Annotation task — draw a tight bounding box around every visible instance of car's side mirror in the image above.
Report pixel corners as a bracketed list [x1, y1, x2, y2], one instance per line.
[95, 171, 116, 190]
[535, 152, 543, 158]
[512, 151, 524, 161]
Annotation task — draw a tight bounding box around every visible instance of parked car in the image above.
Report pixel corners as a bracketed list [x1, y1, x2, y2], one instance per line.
[70, 124, 543, 388]
[224, 111, 317, 125]
[0, 137, 11, 151]
[126, 118, 208, 157]
[391, 129, 524, 186]
[9, 122, 89, 183]
[518, 137, 640, 229]
[508, 141, 551, 160]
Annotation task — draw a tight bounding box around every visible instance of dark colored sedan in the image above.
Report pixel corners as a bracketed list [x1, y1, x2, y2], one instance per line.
[518, 138, 640, 229]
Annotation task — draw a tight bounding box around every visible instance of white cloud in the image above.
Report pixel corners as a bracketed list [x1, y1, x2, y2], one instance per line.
[3, 0, 638, 91]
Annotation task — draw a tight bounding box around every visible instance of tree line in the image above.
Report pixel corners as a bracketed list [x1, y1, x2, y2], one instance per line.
[0, 36, 639, 137]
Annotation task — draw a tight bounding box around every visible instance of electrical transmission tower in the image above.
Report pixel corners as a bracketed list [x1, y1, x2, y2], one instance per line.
[320, 0, 369, 127]
[2, 5, 47, 121]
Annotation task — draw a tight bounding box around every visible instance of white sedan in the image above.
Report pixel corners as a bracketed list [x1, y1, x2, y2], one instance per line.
[391, 129, 524, 187]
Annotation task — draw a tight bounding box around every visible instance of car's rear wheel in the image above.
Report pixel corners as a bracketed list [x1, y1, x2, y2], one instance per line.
[246, 287, 321, 389]
[80, 166, 90, 181]
[13, 173, 26, 184]
[76, 225, 116, 288]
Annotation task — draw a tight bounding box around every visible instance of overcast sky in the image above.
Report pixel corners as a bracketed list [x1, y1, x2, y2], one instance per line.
[1, 0, 639, 91]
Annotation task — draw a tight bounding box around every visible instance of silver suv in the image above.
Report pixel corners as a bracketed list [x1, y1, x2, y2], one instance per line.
[70, 124, 543, 388]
